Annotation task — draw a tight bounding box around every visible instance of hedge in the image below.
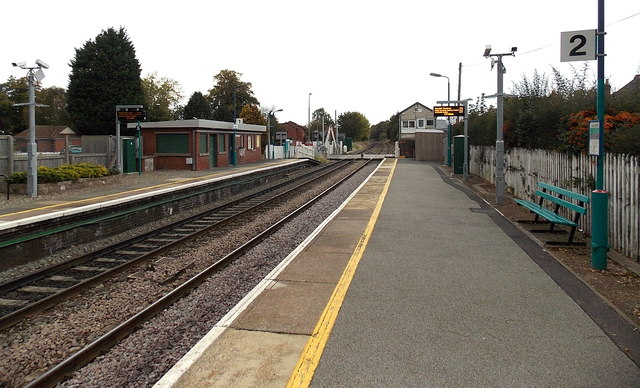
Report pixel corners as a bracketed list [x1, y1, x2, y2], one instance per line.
[6, 163, 112, 184]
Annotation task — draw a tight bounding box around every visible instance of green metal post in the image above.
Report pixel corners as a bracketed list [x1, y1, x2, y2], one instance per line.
[446, 122, 452, 167]
[136, 121, 142, 175]
[591, 0, 608, 270]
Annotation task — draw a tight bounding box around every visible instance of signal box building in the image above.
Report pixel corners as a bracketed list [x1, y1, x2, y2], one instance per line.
[398, 102, 442, 160]
[130, 119, 266, 171]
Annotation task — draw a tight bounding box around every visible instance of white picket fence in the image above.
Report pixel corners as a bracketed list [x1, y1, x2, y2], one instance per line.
[469, 146, 640, 261]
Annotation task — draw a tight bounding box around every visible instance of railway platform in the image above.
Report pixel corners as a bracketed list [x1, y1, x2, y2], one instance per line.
[0, 159, 302, 229]
[155, 158, 640, 387]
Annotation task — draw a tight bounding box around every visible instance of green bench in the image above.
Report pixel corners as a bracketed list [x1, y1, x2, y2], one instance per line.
[514, 182, 590, 245]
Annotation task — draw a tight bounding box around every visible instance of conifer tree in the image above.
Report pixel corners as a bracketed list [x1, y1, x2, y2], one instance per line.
[67, 27, 143, 135]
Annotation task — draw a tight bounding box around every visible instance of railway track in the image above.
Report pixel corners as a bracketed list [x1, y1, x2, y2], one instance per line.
[0, 160, 352, 331]
[350, 141, 394, 155]
[16, 158, 377, 388]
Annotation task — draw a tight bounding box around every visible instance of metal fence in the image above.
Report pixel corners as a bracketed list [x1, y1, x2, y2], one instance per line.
[470, 146, 639, 261]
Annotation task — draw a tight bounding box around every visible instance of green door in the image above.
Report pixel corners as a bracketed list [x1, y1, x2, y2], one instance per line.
[122, 138, 136, 173]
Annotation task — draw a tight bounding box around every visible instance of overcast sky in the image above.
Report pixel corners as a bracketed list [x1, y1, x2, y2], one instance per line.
[2, 0, 638, 126]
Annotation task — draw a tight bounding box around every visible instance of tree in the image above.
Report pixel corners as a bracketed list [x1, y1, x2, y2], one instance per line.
[239, 104, 266, 125]
[208, 70, 259, 122]
[142, 72, 183, 121]
[312, 108, 335, 128]
[38, 86, 70, 126]
[338, 111, 370, 140]
[183, 92, 212, 120]
[0, 76, 27, 134]
[386, 113, 400, 141]
[308, 107, 335, 140]
[67, 27, 144, 135]
[370, 120, 390, 141]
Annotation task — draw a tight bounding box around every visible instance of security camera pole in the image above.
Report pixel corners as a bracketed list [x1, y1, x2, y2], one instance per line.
[12, 60, 49, 197]
[484, 46, 516, 205]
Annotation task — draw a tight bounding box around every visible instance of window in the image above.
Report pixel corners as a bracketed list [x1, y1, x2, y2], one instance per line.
[237, 135, 243, 148]
[218, 134, 226, 153]
[156, 134, 188, 154]
[408, 120, 416, 128]
[418, 119, 425, 128]
[248, 135, 254, 150]
[427, 119, 434, 126]
[199, 133, 207, 154]
[402, 120, 409, 128]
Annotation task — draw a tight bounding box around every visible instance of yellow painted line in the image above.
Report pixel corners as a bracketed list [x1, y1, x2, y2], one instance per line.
[0, 170, 242, 219]
[286, 158, 397, 388]
[0, 160, 296, 219]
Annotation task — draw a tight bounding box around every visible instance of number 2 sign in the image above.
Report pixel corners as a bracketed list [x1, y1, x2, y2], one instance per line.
[561, 29, 596, 62]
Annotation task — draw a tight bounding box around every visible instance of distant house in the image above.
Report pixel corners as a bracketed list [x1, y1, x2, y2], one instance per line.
[398, 102, 440, 159]
[613, 74, 640, 101]
[280, 121, 306, 145]
[14, 126, 80, 152]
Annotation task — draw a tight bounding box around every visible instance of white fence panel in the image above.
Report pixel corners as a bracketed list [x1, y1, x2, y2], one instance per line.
[470, 146, 639, 260]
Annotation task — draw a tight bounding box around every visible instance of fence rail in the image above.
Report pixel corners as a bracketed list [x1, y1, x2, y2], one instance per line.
[470, 146, 639, 261]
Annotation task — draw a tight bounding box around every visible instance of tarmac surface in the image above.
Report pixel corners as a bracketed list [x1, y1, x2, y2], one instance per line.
[156, 159, 640, 387]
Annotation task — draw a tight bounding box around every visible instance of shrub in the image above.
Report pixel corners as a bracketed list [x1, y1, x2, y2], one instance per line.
[6, 163, 110, 184]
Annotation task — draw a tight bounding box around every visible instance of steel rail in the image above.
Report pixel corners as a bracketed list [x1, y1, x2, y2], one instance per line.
[0, 161, 352, 331]
[24, 158, 377, 388]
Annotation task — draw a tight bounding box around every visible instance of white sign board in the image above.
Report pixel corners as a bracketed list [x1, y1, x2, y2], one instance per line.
[561, 29, 596, 62]
[589, 120, 600, 156]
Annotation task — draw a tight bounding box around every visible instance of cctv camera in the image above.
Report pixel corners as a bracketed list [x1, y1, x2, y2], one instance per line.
[511, 47, 518, 54]
[35, 59, 49, 69]
[12, 61, 26, 68]
[483, 45, 492, 58]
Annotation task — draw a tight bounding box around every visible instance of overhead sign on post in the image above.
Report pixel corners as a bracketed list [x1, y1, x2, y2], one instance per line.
[434, 105, 465, 117]
[117, 107, 145, 122]
[561, 29, 596, 62]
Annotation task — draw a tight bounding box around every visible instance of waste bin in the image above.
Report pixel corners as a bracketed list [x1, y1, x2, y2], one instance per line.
[453, 135, 467, 175]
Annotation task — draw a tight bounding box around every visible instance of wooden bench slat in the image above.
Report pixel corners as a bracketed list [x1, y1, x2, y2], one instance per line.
[515, 182, 588, 245]
[535, 190, 588, 215]
[514, 199, 577, 226]
[537, 182, 590, 203]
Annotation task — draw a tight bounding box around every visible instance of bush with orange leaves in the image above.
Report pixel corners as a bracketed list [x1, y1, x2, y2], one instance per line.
[561, 110, 640, 154]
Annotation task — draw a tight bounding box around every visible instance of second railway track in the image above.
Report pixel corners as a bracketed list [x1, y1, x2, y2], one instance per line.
[0, 160, 354, 330]
[1, 158, 384, 385]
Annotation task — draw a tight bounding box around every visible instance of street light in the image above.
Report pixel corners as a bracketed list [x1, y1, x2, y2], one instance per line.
[430, 72, 452, 166]
[12, 60, 49, 197]
[307, 92, 312, 143]
[268, 108, 283, 160]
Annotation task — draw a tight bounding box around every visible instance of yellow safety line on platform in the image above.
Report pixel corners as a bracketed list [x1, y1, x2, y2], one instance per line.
[0, 178, 213, 218]
[0, 170, 240, 219]
[286, 158, 397, 388]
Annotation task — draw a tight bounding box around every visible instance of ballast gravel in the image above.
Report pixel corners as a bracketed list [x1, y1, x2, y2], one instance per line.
[0, 161, 378, 387]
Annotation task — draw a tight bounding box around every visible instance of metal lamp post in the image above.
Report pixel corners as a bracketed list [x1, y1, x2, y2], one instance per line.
[307, 92, 312, 143]
[267, 108, 283, 159]
[430, 72, 451, 166]
[12, 60, 49, 198]
[483, 46, 517, 205]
